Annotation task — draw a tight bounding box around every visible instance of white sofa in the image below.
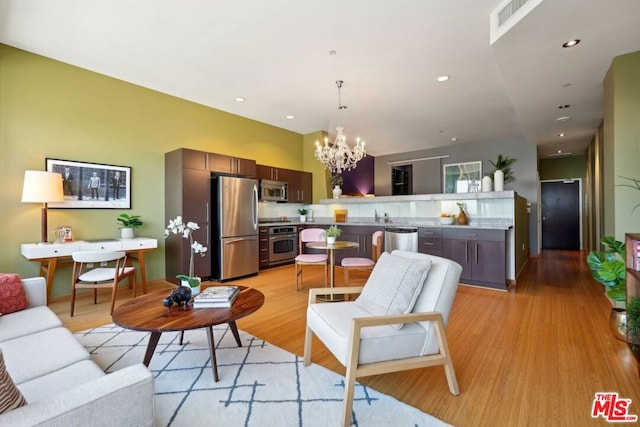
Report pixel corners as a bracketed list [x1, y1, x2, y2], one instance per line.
[0, 277, 154, 427]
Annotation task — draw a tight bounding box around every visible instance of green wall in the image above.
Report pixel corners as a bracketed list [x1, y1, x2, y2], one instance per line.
[539, 156, 586, 181]
[0, 44, 310, 297]
[603, 51, 640, 240]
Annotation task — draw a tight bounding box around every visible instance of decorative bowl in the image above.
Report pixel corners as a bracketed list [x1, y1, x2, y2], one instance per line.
[439, 217, 454, 225]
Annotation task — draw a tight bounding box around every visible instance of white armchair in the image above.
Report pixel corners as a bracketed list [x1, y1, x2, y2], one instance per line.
[303, 250, 462, 427]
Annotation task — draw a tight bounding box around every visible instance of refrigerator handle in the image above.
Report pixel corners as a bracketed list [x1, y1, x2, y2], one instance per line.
[252, 183, 258, 228]
[224, 235, 258, 244]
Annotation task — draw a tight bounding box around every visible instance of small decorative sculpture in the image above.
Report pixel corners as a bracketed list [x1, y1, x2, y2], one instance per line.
[162, 286, 192, 309]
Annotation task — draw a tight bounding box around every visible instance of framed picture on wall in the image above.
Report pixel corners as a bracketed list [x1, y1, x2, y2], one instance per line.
[46, 158, 131, 209]
[443, 161, 482, 194]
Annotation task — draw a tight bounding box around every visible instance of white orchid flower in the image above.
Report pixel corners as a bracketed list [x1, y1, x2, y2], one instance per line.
[164, 216, 208, 278]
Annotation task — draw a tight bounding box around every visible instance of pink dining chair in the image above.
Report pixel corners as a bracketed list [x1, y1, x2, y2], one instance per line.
[295, 228, 328, 290]
[341, 230, 384, 286]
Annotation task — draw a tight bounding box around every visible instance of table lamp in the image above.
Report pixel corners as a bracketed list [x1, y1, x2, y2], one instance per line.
[21, 170, 64, 244]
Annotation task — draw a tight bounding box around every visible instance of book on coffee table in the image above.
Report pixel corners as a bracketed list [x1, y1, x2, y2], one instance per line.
[193, 286, 239, 308]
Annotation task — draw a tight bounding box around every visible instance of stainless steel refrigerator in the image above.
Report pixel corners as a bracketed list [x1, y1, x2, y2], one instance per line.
[212, 176, 259, 281]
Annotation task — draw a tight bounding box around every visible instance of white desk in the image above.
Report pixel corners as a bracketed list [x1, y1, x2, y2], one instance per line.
[21, 237, 157, 303]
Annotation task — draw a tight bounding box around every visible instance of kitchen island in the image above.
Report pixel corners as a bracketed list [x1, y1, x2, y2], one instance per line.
[276, 190, 528, 290]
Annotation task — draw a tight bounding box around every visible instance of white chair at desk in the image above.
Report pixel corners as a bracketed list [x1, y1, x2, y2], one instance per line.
[70, 251, 136, 316]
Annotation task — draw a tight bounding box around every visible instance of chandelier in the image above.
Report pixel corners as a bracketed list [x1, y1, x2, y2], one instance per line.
[315, 80, 366, 174]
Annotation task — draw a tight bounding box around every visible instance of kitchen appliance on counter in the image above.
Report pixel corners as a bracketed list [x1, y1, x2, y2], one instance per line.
[268, 225, 298, 266]
[259, 179, 288, 202]
[212, 176, 259, 281]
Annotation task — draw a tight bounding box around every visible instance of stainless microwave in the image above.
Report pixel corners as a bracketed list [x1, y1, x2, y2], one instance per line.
[260, 179, 288, 202]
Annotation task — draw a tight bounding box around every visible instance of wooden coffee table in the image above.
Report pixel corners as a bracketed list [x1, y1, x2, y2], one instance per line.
[112, 285, 264, 382]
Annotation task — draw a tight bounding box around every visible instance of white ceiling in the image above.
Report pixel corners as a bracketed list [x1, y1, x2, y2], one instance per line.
[2, 0, 640, 158]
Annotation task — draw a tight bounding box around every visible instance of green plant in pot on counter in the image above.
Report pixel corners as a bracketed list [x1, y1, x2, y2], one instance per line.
[298, 208, 309, 223]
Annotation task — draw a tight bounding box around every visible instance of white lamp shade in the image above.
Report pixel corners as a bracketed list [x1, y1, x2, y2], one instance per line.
[21, 170, 64, 203]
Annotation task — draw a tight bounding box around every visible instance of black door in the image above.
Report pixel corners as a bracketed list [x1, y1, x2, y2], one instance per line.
[541, 180, 580, 250]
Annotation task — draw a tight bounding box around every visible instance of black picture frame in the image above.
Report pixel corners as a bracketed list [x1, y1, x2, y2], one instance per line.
[46, 158, 131, 209]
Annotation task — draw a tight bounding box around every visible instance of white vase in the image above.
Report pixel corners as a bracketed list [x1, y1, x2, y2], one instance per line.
[180, 278, 201, 297]
[332, 185, 342, 199]
[494, 170, 504, 192]
[300, 215, 306, 223]
[481, 175, 492, 192]
[120, 227, 134, 239]
[326, 236, 336, 245]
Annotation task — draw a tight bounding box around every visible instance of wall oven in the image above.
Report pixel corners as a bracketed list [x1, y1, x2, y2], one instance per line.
[260, 180, 288, 202]
[268, 225, 298, 265]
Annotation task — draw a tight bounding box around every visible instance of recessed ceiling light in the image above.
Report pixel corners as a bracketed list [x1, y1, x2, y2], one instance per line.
[558, 133, 565, 137]
[556, 116, 571, 122]
[558, 104, 570, 109]
[451, 137, 458, 142]
[285, 115, 294, 120]
[562, 39, 580, 48]
[436, 75, 450, 82]
[329, 50, 337, 56]
[234, 97, 246, 102]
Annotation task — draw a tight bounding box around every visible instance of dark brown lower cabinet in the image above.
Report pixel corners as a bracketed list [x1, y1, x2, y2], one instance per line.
[418, 227, 442, 256]
[442, 228, 507, 290]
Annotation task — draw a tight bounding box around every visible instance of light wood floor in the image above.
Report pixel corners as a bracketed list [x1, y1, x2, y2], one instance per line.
[50, 250, 640, 426]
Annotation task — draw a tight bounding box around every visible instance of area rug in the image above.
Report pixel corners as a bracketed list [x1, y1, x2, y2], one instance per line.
[74, 324, 451, 427]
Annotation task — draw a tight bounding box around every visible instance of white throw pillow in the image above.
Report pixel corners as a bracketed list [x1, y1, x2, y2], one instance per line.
[355, 252, 432, 329]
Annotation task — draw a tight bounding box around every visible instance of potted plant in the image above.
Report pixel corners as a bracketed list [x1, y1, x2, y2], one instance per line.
[298, 208, 309, 223]
[489, 154, 517, 191]
[325, 225, 341, 245]
[116, 214, 143, 239]
[626, 296, 640, 344]
[165, 216, 208, 295]
[586, 236, 627, 340]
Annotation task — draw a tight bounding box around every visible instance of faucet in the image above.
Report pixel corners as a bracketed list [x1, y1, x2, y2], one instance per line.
[374, 210, 379, 223]
[384, 213, 390, 223]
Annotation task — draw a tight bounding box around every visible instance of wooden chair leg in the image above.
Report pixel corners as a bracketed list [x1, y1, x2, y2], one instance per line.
[303, 326, 313, 366]
[110, 280, 119, 315]
[343, 267, 350, 286]
[93, 287, 98, 305]
[132, 274, 137, 298]
[342, 365, 357, 427]
[295, 263, 300, 290]
[70, 285, 76, 317]
[324, 263, 328, 287]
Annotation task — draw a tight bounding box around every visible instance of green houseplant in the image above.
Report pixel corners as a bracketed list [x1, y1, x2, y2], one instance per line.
[626, 296, 640, 344]
[117, 214, 143, 229]
[298, 208, 309, 223]
[489, 154, 517, 183]
[586, 236, 626, 304]
[325, 225, 341, 244]
[116, 214, 143, 239]
[587, 236, 628, 341]
[326, 225, 342, 238]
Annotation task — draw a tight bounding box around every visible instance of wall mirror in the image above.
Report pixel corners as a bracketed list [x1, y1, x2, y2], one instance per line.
[443, 161, 482, 193]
